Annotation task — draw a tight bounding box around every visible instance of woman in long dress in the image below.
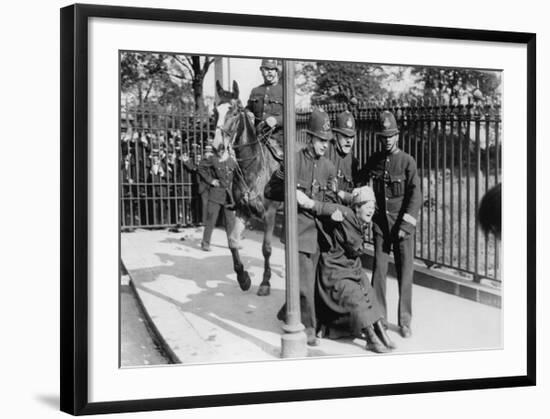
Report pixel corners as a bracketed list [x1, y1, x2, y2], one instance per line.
[297, 186, 396, 353]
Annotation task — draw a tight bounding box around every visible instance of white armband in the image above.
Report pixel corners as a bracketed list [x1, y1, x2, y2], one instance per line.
[402, 213, 417, 226]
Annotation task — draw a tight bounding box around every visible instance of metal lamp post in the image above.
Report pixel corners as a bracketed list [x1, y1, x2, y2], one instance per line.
[280, 60, 307, 358]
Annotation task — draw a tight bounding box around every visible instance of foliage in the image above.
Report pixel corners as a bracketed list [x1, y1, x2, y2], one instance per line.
[301, 61, 387, 104]
[295, 61, 501, 107]
[168, 55, 215, 110]
[121, 52, 171, 106]
[120, 52, 215, 110]
[410, 67, 501, 105]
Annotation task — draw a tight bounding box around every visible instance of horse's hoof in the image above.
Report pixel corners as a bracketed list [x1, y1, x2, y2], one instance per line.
[237, 271, 251, 291]
[256, 284, 271, 296]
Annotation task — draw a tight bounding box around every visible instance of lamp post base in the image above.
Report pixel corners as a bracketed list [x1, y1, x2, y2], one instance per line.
[280, 328, 307, 358]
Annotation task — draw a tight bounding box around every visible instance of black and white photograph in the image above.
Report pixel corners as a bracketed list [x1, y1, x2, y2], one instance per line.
[2, 0, 546, 417]
[119, 52, 503, 366]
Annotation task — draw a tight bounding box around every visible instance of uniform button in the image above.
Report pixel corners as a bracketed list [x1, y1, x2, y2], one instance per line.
[385, 197, 388, 201]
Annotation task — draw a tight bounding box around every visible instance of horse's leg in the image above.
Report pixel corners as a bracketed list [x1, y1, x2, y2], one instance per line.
[257, 202, 277, 296]
[226, 210, 251, 291]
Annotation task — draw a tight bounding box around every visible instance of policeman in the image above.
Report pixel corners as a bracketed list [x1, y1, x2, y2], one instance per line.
[198, 144, 238, 252]
[326, 110, 359, 204]
[181, 144, 214, 226]
[357, 111, 422, 338]
[265, 108, 337, 346]
[246, 58, 284, 160]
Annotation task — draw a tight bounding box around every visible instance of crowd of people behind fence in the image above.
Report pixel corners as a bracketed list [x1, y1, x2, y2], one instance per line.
[120, 124, 215, 227]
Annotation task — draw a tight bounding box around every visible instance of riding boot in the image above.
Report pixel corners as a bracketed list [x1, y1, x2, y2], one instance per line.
[268, 138, 284, 161]
[305, 327, 320, 347]
[363, 325, 390, 354]
[374, 320, 396, 350]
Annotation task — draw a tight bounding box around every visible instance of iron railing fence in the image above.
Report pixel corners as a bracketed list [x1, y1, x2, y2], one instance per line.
[297, 100, 501, 283]
[120, 99, 501, 282]
[120, 104, 214, 228]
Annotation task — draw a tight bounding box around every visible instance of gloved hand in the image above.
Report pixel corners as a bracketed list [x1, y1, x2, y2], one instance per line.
[296, 190, 314, 209]
[331, 209, 344, 222]
[265, 116, 277, 128]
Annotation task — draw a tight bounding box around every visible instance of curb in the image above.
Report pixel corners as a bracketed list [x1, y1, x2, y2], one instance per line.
[121, 261, 182, 364]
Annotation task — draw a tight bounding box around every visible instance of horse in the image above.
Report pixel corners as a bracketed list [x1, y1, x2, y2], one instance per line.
[212, 80, 282, 296]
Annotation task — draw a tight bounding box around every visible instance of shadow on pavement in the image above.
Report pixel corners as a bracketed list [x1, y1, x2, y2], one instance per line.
[128, 232, 348, 360]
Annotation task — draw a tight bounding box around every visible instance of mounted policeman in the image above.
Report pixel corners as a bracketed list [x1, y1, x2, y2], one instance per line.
[246, 58, 284, 160]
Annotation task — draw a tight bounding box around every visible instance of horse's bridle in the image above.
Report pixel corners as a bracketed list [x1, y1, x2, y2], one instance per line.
[216, 106, 275, 205]
[218, 108, 268, 162]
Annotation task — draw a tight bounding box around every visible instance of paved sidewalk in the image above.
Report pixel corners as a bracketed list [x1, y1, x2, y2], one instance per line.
[121, 227, 502, 365]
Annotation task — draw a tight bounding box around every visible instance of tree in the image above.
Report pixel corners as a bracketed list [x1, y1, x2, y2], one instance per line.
[120, 52, 216, 110]
[120, 52, 171, 106]
[169, 55, 215, 111]
[411, 67, 501, 105]
[311, 61, 388, 104]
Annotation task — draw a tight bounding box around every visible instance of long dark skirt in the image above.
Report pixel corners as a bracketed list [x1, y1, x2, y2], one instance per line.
[316, 251, 383, 338]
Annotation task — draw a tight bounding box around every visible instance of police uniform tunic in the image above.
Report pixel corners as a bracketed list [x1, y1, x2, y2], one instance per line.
[309, 201, 383, 337]
[265, 145, 337, 329]
[182, 157, 211, 225]
[198, 155, 239, 249]
[247, 82, 284, 142]
[358, 149, 422, 328]
[325, 141, 359, 201]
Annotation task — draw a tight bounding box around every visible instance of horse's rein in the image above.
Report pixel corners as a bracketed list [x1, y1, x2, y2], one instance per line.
[221, 110, 272, 205]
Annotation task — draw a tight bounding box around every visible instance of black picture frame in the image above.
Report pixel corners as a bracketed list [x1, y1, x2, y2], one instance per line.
[60, 3, 536, 415]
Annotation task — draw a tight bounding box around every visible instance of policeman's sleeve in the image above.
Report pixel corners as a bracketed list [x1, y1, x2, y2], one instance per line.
[351, 157, 360, 187]
[197, 158, 214, 185]
[182, 160, 197, 173]
[274, 113, 283, 127]
[264, 166, 285, 201]
[400, 156, 422, 234]
[355, 156, 374, 186]
[245, 87, 259, 114]
[311, 201, 347, 218]
[272, 86, 284, 127]
[325, 161, 339, 203]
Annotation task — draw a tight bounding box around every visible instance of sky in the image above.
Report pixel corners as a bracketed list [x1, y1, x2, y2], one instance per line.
[203, 57, 263, 105]
[202, 57, 313, 108]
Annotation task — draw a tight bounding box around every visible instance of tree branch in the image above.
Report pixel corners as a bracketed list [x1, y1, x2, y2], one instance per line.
[202, 56, 215, 73]
[185, 55, 195, 71]
[168, 72, 187, 80]
[171, 54, 194, 76]
[143, 79, 154, 102]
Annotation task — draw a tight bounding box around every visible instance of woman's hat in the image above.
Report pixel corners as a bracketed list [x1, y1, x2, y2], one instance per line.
[351, 186, 375, 206]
